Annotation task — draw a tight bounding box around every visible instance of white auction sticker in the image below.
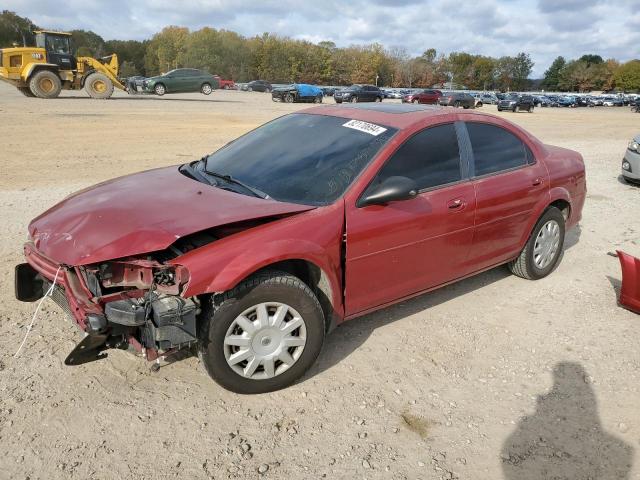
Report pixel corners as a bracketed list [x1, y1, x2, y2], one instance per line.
[342, 119, 387, 136]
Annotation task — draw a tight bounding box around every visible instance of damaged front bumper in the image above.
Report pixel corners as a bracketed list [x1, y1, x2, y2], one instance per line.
[15, 242, 199, 364]
[617, 251, 640, 314]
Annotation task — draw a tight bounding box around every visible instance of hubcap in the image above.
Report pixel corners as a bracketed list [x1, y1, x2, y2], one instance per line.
[533, 220, 561, 269]
[93, 80, 106, 93]
[203, 85, 212, 94]
[40, 78, 54, 93]
[224, 302, 307, 380]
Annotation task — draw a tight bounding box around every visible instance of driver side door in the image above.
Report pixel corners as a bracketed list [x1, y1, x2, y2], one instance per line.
[344, 122, 477, 316]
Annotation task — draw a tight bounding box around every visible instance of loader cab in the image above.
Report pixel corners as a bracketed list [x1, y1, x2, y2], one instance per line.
[35, 31, 77, 71]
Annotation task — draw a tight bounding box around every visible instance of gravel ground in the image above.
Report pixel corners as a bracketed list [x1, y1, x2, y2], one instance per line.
[1, 83, 639, 480]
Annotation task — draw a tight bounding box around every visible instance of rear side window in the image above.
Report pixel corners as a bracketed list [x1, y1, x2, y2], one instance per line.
[373, 123, 462, 190]
[466, 123, 531, 176]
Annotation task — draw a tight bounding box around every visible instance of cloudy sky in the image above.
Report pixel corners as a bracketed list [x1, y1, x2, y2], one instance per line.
[5, 0, 640, 76]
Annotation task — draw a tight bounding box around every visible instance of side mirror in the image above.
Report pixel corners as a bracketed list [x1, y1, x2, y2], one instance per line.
[358, 176, 419, 207]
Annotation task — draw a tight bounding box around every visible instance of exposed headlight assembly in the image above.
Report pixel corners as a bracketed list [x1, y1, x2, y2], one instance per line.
[628, 140, 639, 152]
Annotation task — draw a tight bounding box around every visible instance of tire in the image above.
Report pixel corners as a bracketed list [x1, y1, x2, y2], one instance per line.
[508, 207, 566, 280]
[265, 88, 271, 93]
[29, 70, 62, 99]
[314, 95, 322, 103]
[247, 87, 253, 92]
[201, 83, 213, 95]
[84, 72, 114, 99]
[154, 83, 166, 96]
[512, 106, 517, 112]
[528, 106, 533, 113]
[463, 104, 470, 109]
[454, 101, 460, 108]
[476, 102, 483, 108]
[375, 96, 382, 102]
[17, 87, 35, 97]
[223, 84, 230, 90]
[284, 93, 294, 103]
[350, 96, 358, 103]
[198, 271, 325, 394]
[497, 108, 502, 112]
[412, 99, 418, 104]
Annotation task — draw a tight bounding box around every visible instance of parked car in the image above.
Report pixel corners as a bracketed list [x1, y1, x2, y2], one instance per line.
[497, 94, 535, 112]
[15, 104, 586, 393]
[242, 80, 272, 93]
[603, 97, 624, 107]
[214, 77, 235, 90]
[143, 68, 220, 96]
[535, 96, 552, 107]
[334, 85, 383, 103]
[438, 92, 475, 108]
[557, 96, 577, 108]
[622, 134, 640, 185]
[387, 90, 404, 99]
[402, 89, 442, 104]
[477, 93, 499, 105]
[272, 84, 323, 103]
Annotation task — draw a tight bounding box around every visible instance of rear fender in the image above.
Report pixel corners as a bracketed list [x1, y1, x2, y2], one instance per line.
[22, 62, 59, 81]
[617, 251, 640, 314]
[517, 187, 571, 247]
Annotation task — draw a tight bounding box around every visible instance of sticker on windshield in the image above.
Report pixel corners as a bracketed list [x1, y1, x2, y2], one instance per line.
[342, 119, 387, 136]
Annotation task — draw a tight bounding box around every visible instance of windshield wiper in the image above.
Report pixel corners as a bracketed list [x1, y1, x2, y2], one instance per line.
[180, 162, 216, 186]
[207, 171, 270, 199]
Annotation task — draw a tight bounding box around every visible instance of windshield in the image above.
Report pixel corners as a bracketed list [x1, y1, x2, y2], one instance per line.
[198, 113, 397, 206]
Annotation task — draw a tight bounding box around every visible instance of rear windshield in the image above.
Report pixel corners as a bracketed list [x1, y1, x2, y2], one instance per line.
[202, 113, 397, 206]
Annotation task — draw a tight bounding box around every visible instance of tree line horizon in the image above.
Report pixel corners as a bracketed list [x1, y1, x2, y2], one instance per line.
[1, 10, 639, 92]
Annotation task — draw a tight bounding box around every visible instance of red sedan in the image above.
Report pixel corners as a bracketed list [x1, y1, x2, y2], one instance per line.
[15, 104, 586, 393]
[402, 89, 442, 104]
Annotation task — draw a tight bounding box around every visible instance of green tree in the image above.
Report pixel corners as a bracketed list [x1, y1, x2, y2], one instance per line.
[0, 10, 37, 47]
[70, 29, 105, 57]
[614, 60, 640, 91]
[542, 56, 566, 90]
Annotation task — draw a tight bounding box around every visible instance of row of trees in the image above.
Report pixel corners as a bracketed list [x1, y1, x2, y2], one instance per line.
[3, 10, 640, 91]
[541, 54, 640, 92]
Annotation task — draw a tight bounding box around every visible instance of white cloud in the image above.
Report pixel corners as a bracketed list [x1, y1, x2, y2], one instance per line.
[4, 0, 639, 76]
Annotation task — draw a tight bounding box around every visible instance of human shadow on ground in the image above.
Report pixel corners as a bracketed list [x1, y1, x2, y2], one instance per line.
[501, 361, 633, 480]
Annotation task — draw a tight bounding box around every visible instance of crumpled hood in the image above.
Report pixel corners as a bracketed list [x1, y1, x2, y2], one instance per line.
[29, 166, 314, 266]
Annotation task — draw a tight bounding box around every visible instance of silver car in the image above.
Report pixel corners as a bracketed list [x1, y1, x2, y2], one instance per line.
[622, 134, 640, 184]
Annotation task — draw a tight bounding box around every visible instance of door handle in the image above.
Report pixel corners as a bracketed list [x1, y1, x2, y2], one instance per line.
[447, 199, 464, 209]
[532, 177, 544, 186]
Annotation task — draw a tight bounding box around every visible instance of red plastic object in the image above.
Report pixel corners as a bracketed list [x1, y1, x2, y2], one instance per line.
[617, 250, 640, 314]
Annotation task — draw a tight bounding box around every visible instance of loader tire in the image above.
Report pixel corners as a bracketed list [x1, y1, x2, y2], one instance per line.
[29, 70, 62, 99]
[85, 72, 114, 99]
[18, 87, 35, 97]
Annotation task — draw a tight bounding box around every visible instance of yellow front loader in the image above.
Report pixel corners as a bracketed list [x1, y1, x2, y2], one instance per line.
[0, 30, 125, 99]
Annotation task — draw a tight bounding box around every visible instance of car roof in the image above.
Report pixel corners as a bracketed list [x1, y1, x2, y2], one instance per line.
[299, 103, 496, 129]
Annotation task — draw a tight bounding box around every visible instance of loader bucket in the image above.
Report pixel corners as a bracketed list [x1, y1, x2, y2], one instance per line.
[617, 250, 640, 314]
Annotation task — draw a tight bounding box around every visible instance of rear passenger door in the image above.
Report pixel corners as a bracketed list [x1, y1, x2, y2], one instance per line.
[463, 122, 549, 270]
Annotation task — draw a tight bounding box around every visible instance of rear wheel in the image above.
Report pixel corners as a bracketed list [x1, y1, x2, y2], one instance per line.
[284, 93, 294, 103]
[84, 72, 114, 99]
[350, 96, 358, 103]
[375, 96, 382, 102]
[508, 207, 565, 280]
[29, 70, 62, 99]
[198, 271, 325, 394]
[18, 87, 35, 97]
[314, 95, 322, 103]
[476, 102, 483, 108]
[201, 83, 213, 95]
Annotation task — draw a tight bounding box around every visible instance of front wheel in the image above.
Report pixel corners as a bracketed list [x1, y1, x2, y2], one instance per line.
[154, 83, 166, 96]
[508, 207, 565, 280]
[198, 272, 325, 394]
[284, 93, 294, 103]
[85, 72, 115, 99]
[201, 83, 213, 95]
[476, 102, 483, 108]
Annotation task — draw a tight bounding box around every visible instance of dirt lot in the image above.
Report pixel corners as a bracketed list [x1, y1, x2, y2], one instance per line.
[1, 83, 639, 480]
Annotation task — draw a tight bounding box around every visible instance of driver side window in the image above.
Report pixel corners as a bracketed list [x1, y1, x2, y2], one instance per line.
[372, 123, 462, 191]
